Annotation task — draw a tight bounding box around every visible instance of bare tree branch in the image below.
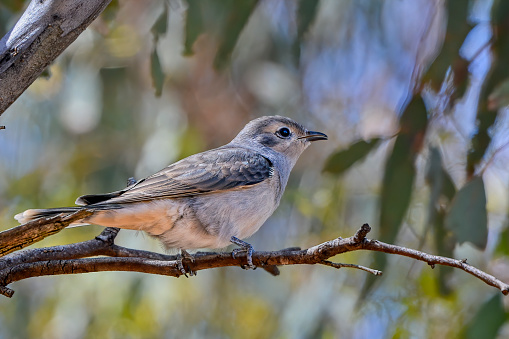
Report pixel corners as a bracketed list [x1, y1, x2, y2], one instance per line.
[0, 0, 111, 115]
[0, 209, 93, 257]
[0, 223, 507, 298]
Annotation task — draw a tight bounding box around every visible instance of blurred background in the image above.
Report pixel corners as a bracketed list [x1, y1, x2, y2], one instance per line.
[1, 0, 509, 338]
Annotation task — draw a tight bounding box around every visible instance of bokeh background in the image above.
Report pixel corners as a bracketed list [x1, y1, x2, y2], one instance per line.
[1, 0, 509, 338]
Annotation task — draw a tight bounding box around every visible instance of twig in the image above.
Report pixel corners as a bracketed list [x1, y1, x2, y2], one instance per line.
[361, 238, 509, 295]
[321, 260, 383, 276]
[0, 223, 507, 298]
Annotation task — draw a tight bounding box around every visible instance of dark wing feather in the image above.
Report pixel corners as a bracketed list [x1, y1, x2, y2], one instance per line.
[79, 147, 273, 205]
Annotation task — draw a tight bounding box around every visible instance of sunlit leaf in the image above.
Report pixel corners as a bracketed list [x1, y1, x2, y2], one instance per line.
[151, 48, 165, 97]
[213, 0, 258, 69]
[184, 0, 205, 55]
[462, 294, 507, 339]
[323, 138, 381, 174]
[445, 176, 487, 250]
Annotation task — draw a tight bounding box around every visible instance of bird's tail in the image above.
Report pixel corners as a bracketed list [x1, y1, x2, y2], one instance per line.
[14, 207, 83, 224]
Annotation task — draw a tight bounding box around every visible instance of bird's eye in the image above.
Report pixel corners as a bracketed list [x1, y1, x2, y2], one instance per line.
[276, 127, 291, 139]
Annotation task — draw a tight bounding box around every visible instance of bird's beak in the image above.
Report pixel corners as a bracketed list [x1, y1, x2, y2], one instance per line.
[299, 130, 328, 142]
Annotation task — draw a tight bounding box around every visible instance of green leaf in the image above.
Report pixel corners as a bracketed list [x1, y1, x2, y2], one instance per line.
[426, 147, 445, 213]
[467, 1, 509, 177]
[423, 0, 470, 96]
[379, 144, 415, 243]
[425, 148, 456, 295]
[495, 227, 509, 256]
[296, 0, 320, 39]
[462, 294, 507, 339]
[1, 0, 26, 12]
[183, 0, 205, 55]
[445, 176, 488, 250]
[442, 168, 456, 202]
[101, 0, 120, 23]
[323, 138, 381, 174]
[434, 210, 455, 295]
[426, 147, 456, 218]
[151, 48, 165, 97]
[152, 3, 168, 40]
[361, 96, 428, 297]
[213, 0, 258, 69]
[292, 0, 320, 63]
[379, 96, 427, 245]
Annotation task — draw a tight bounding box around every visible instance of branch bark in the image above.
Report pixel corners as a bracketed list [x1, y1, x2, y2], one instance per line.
[1, 223, 507, 298]
[0, 209, 93, 257]
[0, 0, 111, 115]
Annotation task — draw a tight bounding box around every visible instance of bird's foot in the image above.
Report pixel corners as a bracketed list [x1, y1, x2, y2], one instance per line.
[177, 249, 196, 277]
[230, 236, 256, 270]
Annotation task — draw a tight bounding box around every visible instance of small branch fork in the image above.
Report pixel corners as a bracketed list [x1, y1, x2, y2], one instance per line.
[0, 223, 508, 298]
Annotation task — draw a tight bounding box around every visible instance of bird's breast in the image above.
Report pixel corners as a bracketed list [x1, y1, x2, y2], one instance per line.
[189, 178, 281, 245]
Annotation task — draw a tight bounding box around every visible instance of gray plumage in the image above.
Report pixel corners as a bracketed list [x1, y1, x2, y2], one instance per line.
[15, 116, 327, 251]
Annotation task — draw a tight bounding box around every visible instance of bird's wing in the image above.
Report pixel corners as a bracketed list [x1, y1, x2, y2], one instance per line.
[76, 147, 274, 205]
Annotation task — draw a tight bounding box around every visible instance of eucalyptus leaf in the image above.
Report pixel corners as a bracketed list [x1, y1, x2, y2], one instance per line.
[292, 0, 320, 63]
[151, 48, 165, 97]
[362, 96, 427, 297]
[323, 138, 380, 174]
[467, 2, 509, 177]
[463, 294, 507, 339]
[445, 176, 487, 250]
[184, 0, 205, 55]
[151, 3, 168, 39]
[213, 0, 258, 69]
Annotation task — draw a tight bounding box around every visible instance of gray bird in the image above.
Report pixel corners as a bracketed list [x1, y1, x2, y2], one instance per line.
[15, 116, 327, 268]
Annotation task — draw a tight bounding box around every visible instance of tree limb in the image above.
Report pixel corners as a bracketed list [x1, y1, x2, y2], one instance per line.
[0, 209, 93, 257]
[0, 0, 111, 115]
[0, 223, 507, 298]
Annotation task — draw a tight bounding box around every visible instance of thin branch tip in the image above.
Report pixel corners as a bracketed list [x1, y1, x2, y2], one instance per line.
[321, 260, 382, 276]
[353, 223, 371, 242]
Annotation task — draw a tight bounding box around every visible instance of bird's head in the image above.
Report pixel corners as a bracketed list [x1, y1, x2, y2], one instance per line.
[232, 116, 328, 165]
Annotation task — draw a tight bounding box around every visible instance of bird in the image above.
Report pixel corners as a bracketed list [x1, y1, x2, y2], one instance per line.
[15, 116, 327, 270]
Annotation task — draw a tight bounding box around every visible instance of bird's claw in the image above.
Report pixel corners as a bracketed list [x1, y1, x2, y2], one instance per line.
[177, 249, 196, 277]
[230, 236, 256, 270]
